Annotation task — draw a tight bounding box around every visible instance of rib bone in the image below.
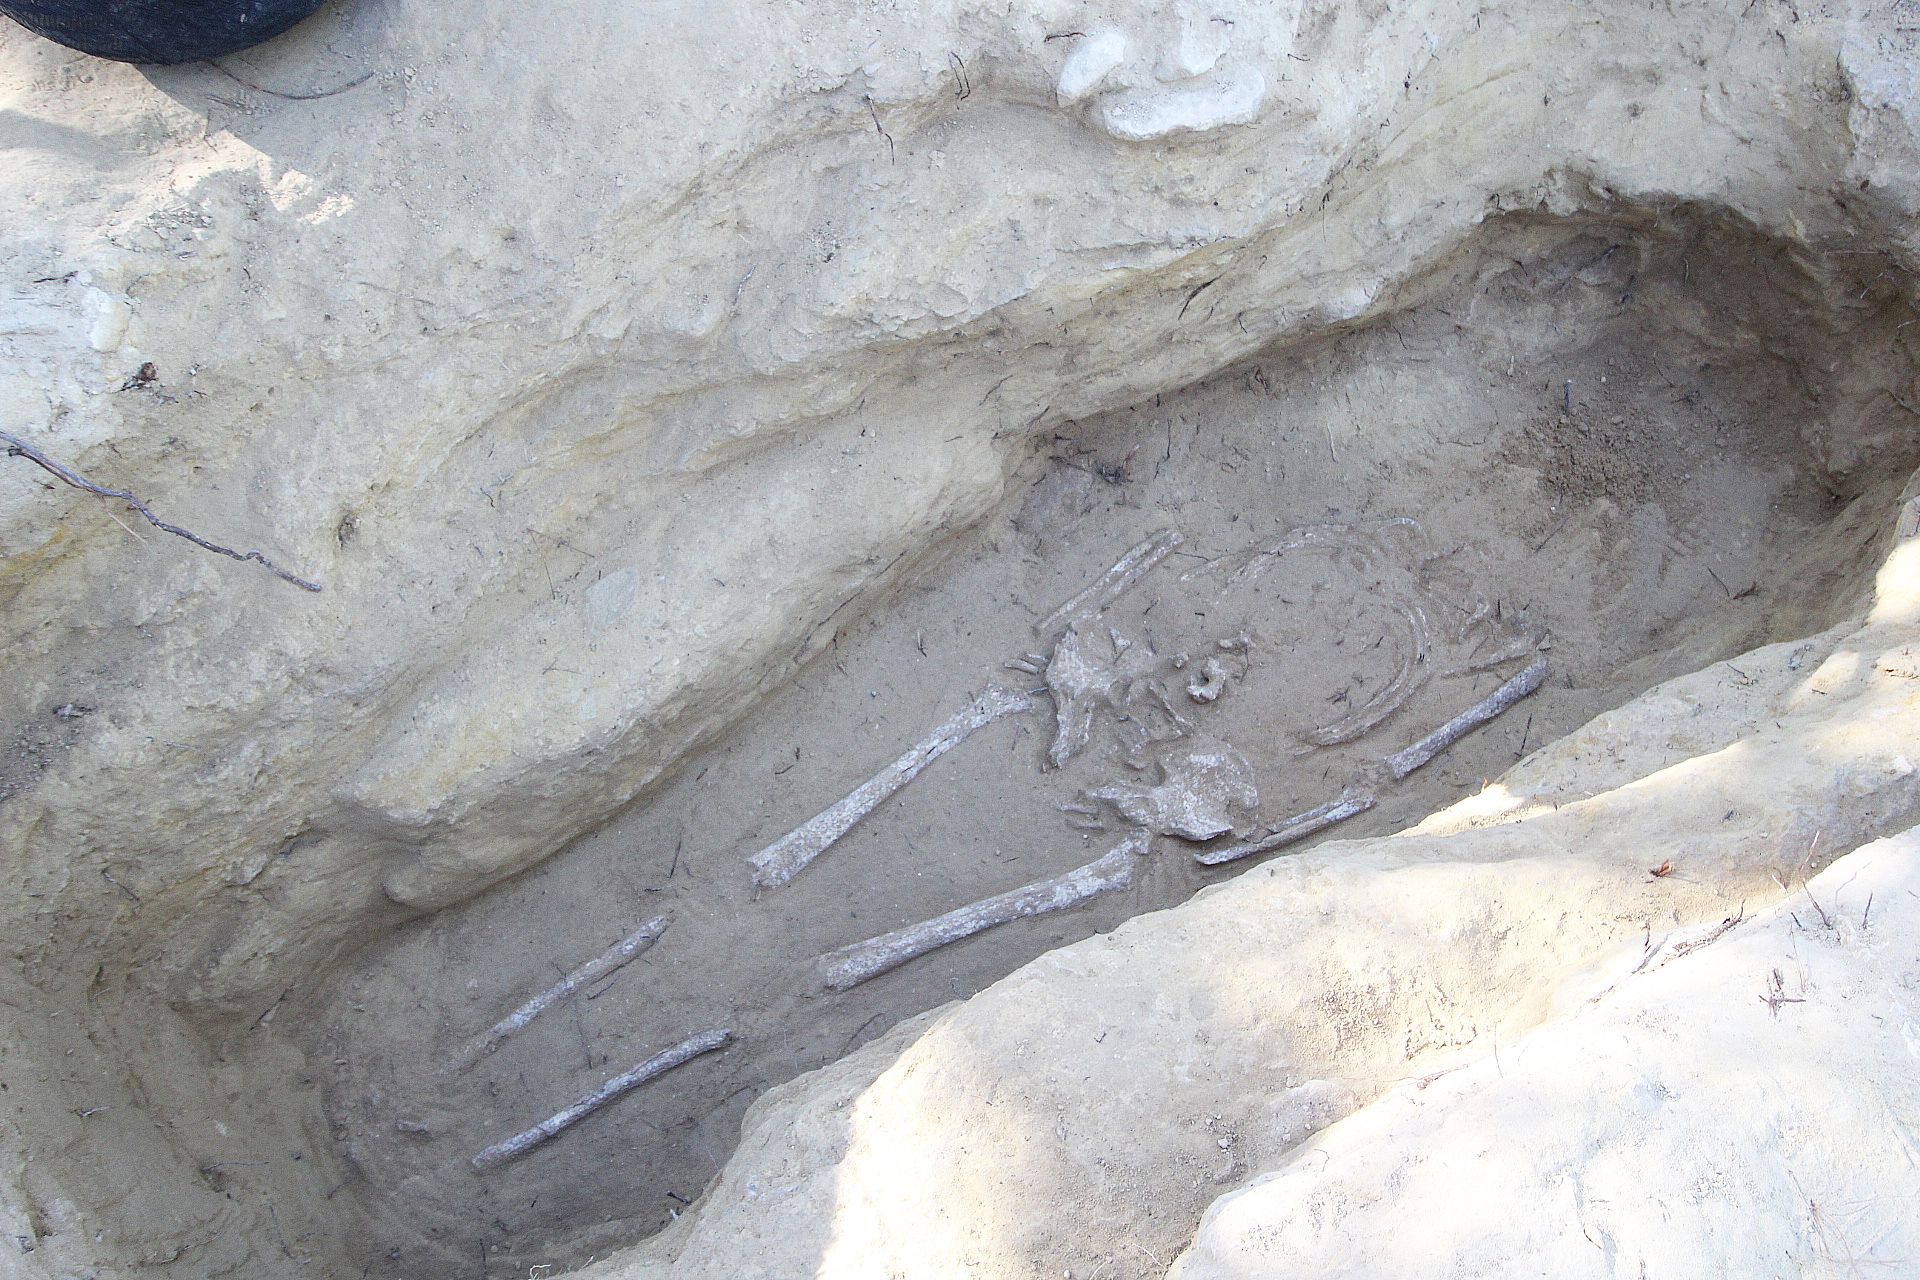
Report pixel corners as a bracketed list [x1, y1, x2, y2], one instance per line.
[818, 830, 1146, 991]
[750, 684, 1033, 889]
[445, 914, 670, 1076]
[470, 1028, 731, 1172]
[1181, 518, 1424, 589]
[1298, 600, 1431, 747]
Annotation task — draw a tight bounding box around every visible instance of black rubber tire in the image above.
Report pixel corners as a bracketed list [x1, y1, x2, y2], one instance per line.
[0, 0, 330, 65]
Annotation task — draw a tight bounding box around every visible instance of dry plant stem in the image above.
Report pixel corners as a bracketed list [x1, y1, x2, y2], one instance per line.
[750, 684, 1033, 889]
[818, 830, 1146, 991]
[446, 915, 670, 1076]
[1194, 789, 1379, 866]
[470, 1028, 731, 1172]
[1384, 656, 1549, 780]
[1653, 903, 1747, 972]
[1, 430, 322, 591]
[1034, 528, 1183, 638]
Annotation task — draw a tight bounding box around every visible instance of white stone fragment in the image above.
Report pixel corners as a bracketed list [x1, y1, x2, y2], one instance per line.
[1098, 69, 1267, 141]
[86, 290, 131, 352]
[1057, 28, 1130, 105]
[1155, 14, 1231, 81]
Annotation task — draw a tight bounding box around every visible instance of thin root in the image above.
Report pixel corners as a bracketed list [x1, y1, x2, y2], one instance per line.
[2, 430, 322, 591]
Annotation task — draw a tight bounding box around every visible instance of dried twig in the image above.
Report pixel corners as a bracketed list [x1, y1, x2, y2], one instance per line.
[1, 430, 321, 591]
[1178, 277, 1219, 320]
[749, 685, 1032, 889]
[817, 830, 1144, 991]
[1651, 903, 1745, 971]
[864, 94, 895, 161]
[470, 1028, 731, 1171]
[1531, 514, 1572, 554]
[1761, 968, 1805, 1017]
[1630, 930, 1668, 975]
[446, 915, 670, 1075]
[100, 868, 140, 902]
[947, 51, 972, 99]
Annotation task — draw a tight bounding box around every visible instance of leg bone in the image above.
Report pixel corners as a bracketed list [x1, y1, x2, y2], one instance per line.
[470, 1028, 731, 1172]
[445, 914, 670, 1076]
[817, 830, 1145, 991]
[749, 684, 1033, 889]
[1034, 529, 1182, 640]
[1194, 789, 1378, 866]
[1384, 656, 1548, 780]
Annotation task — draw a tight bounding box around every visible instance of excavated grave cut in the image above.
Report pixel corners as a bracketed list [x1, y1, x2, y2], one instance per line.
[299, 209, 1917, 1276]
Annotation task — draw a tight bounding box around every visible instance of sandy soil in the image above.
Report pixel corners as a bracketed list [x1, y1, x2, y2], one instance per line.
[301, 211, 1892, 1275]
